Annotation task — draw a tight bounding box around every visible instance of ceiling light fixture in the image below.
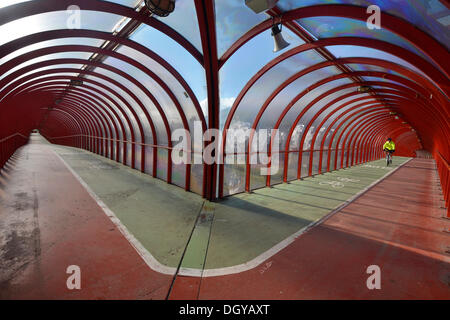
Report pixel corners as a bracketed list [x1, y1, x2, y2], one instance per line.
[70, 79, 83, 87]
[357, 85, 371, 93]
[144, 0, 175, 17]
[245, 0, 279, 14]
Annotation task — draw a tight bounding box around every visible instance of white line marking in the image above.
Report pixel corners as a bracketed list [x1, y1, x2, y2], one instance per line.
[52, 143, 412, 278]
[52, 147, 177, 276]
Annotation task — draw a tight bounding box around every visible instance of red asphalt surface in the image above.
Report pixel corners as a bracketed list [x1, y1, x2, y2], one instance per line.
[1, 140, 449, 299]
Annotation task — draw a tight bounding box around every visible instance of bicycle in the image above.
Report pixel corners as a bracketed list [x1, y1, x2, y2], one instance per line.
[384, 149, 394, 166]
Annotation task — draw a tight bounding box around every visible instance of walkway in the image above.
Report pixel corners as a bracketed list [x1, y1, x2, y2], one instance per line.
[0, 135, 448, 299]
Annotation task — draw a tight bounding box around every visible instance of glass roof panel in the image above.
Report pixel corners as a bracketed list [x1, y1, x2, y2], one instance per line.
[101, 0, 141, 7]
[1, 64, 84, 87]
[215, 0, 268, 57]
[1, 52, 92, 80]
[225, 49, 327, 131]
[325, 45, 431, 81]
[220, 28, 306, 115]
[0, 0, 31, 9]
[361, 76, 410, 90]
[296, 16, 433, 64]
[0, 11, 125, 46]
[345, 63, 408, 79]
[0, 38, 105, 66]
[153, 0, 203, 52]
[278, 0, 450, 50]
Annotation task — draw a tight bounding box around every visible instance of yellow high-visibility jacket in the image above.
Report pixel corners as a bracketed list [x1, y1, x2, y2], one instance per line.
[383, 141, 395, 151]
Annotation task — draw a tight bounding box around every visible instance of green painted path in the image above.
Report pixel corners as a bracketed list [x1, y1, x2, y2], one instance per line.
[52, 143, 410, 271]
[203, 157, 410, 269]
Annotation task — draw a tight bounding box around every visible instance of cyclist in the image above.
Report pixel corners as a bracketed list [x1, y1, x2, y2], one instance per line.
[383, 138, 396, 165]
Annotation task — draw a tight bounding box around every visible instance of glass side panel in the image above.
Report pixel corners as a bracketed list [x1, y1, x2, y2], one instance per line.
[257, 65, 342, 132]
[300, 151, 309, 178]
[306, 93, 373, 150]
[321, 150, 328, 173]
[157, 148, 168, 181]
[286, 151, 298, 181]
[281, 78, 353, 151]
[313, 97, 376, 150]
[129, 25, 207, 119]
[172, 161, 186, 189]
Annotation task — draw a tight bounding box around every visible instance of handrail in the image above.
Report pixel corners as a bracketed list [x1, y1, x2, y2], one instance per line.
[0, 133, 28, 143]
[437, 152, 450, 170]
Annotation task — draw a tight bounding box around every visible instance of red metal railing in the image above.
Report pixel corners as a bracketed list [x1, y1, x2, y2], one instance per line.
[0, 133, 29, 170]
[436, 152, 450, 218]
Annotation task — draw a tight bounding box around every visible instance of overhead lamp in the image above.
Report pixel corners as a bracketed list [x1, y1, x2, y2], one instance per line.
[357, 85, 371, 93]
[272, 23, 290, 53]
[245, 0, 279, 14]
[144, 0, 175, 17]
[70, 79, 83, 86]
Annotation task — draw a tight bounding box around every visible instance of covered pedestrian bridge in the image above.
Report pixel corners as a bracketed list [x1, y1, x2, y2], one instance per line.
[0, 0, 449, 299]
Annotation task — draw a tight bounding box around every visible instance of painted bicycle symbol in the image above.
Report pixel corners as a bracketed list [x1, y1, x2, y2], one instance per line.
[336, 177, 360, 183]
[319, 180, 345, 188]
[319, 177, 360, 188]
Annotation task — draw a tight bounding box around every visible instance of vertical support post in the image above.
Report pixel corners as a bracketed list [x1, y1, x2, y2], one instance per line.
[195, 0, 219, 200]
